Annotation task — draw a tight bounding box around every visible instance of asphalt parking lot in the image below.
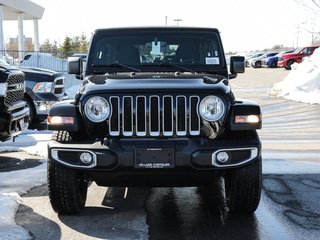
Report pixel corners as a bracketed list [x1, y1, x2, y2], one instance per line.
[1, 67, 320, 240]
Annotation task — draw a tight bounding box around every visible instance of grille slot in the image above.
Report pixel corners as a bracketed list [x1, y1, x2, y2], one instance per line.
[109, 97, 120, 136]
[108, 95, 201, 137]
[163, 96, 173, 136]
[136, 96, 147, 136]
[123, 96, 133, 136]
[190, 96, 200, 135]
[5, 73, 25, 106]
[149, 96, 160, 136]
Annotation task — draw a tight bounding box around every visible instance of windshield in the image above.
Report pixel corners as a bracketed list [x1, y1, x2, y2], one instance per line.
[88, 30, 224, 72]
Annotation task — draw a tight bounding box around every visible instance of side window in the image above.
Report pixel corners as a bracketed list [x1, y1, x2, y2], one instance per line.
[301, 48, 310, 54]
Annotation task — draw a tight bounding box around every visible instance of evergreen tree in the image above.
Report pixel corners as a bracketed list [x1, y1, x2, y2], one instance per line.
[40, 39, 53, 52]
[79, 33, 89, 53]
[60, 36, 73, 58]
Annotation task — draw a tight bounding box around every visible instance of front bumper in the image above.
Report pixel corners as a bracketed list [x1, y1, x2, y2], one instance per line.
[48, 137, 261, 185]
[0, 106, 29, 141]
[277, 60, 287, 67]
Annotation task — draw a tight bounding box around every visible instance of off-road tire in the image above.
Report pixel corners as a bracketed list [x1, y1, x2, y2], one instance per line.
[225, 157, 262, 214]
[48, 131, 88, 214]
[52, 130, 87, 142]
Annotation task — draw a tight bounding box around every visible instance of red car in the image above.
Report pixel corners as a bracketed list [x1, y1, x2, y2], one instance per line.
[277, 46, 320, 70]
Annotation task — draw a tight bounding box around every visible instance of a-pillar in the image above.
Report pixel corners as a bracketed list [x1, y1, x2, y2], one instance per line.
[18, 12, 24, 61]
[33, 18, 40, 51]
[0, 4, 4, 56]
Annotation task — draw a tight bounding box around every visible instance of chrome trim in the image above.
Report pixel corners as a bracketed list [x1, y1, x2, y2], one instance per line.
[136, 96, 147, 136]
[149, 95, 160, 136]
[162, 95, 173, 136]
[189, 96, 200, 135]
[51, 148, 97, 169]
[211, 147, 259, 168]
[109, 96, 120, 136]
[176, 95, 187, 136]
[123, 96, 133, 136]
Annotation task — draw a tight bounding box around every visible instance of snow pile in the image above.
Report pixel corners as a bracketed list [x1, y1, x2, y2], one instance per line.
[269, 48, 320, 104]
[0, 130, 49, 239]
[0, 164, 47, 240]
[0, 130, 52, 158]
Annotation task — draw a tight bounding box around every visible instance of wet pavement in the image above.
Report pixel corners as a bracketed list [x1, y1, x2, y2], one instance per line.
[15, 174, 320, 240]
[6, 68, 320, 239]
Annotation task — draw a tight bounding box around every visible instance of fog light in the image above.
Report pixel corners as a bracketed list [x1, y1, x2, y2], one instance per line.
[216, 151, 229, 163]
[79, 152, 93, 164]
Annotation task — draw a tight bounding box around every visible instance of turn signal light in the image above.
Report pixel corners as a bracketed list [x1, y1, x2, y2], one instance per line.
[47, 116, 74, 125]
[235, 115, 260, 124]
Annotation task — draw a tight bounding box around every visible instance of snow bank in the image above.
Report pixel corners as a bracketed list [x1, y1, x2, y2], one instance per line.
[0, 130, 52, 158]
[269, 48, 320, 104]
[0, 129, 49, 239]
[0, 164, 47, 240]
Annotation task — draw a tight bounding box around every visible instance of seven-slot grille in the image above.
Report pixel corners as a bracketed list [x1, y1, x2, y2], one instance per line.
[5, 73, 25, 106]
[108, 95, 200, 137]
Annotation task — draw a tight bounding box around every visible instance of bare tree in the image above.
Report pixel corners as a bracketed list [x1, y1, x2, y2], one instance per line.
[295, 0, 320, 13]
[294, 0, 320, 44]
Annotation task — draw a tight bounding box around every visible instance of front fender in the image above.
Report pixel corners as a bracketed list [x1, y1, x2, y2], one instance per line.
[229, 99, 262, 131]
[48, 100, 79, 131]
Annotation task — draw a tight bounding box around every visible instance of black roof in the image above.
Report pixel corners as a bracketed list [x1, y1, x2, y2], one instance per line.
[94, 27, 220, 34]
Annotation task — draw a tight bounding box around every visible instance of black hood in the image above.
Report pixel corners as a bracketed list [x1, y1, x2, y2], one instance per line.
[79, 73, 231, 99]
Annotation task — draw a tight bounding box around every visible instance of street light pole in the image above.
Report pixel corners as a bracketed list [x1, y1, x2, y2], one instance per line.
[174, 19, 182, 26]
[165, 16, 168, 26]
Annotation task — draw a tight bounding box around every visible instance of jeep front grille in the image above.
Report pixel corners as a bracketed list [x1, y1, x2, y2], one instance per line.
[5, 73, 25, 106]
[108, 95, 200, 137]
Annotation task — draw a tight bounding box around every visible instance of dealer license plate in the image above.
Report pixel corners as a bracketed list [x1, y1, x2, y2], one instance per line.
[135, 148, 174, 169]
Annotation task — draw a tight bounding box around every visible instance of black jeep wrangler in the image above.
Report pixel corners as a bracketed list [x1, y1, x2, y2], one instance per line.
[0, 61, 29, 141]
[47, 27, 262, 214]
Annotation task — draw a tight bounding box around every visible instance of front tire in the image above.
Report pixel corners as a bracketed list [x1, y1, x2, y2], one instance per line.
[254, 61, 261, 68]
[285, 60, 296, 70]
[225, 157, 262, 214]
[270, 61, 277, 68]
[47, 131, 88, 214]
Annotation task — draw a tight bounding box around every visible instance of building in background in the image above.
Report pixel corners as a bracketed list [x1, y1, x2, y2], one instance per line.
[0, 0, 44, 60]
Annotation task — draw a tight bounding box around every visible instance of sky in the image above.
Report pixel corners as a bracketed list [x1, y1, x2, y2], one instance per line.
[2, 0, 319, 52]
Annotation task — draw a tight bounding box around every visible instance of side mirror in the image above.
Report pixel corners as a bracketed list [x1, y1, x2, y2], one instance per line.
[68, 57, 83, 79]
[229, 56, 245, 79]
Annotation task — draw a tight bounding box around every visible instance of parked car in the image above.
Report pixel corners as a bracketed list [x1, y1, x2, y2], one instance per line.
[0, 60, 29, 141]
[250, 52, 279, 68]
[22, 67, 66, 128]
[278, 46, 320, 70]
[245, 53, 263, 67]
[261, 50, 295, 68]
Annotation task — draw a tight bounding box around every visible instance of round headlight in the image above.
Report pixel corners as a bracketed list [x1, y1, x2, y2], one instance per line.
[84, 96, 110, 122]
[199, 96, 225, 121]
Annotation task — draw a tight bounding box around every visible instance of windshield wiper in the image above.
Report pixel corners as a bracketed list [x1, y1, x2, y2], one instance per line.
[156, 63, 196, 73]
[91, 63, 141, 72]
